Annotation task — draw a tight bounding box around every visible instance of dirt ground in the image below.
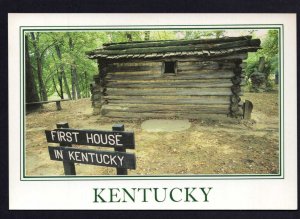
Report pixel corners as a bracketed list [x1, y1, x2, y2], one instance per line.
[25, 91, 280, 176]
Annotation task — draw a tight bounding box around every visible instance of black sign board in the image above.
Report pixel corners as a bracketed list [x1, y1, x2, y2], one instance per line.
[45, 128, 135, 149]
[48, 146, 136, 169]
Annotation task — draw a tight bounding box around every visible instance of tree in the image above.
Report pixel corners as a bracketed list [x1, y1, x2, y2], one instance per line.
[245, 29, 279, 91]
[30, 32, 48, 101]
[68, 33, 81, 99]
[51, 52, 64, 99]
[260, 30, 279, 75]
[55, 43, 72, 100]
[25, 35, 40, 108]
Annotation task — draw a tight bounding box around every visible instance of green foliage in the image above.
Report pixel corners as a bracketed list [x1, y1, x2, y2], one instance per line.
[245, 30, 279, 91]
[245, 52, 259, 78]
[183, 30, 225, 40]
[261, 30, 279, 59]
[26, 31, 107, 99]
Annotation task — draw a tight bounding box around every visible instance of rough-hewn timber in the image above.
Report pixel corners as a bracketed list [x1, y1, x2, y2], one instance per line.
[88, 39, 260, 56]
[102, 36, 253, 49]
[103, 96, 230, 105]
[88, 36, 260, 119]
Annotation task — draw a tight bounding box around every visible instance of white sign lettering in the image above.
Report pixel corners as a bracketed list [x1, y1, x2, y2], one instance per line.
[85, 133, 123, 146]
[53, 149, 126, 167]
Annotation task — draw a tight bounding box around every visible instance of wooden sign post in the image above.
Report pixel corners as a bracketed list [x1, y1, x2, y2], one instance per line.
[56, 122, 76, 175]
[112, 124, 127, 175]
[45, 123, 136, 176]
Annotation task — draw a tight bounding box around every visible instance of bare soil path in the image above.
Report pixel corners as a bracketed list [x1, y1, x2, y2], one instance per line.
[25, 92, 279, 176]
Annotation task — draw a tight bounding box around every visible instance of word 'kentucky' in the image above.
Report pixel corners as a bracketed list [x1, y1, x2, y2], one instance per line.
[50, 147, 125, 167]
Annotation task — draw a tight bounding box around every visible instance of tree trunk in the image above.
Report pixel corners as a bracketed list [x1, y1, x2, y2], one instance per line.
[74, 68, 81, 99]
[55, 44, 72, 99]
[84, 71, 90, 98]
[25, 35, 40, 109]
[59, 73, 63, 99]
[62, 71, 71, 100]
[52, 77, 62, 99]
[70, 66, 76, 99]
[51, 53, 64, 99]
[68, 35, 81, 99]
[30, 32, 48, 101]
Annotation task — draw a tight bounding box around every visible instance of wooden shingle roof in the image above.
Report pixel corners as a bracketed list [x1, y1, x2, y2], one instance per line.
[87, 36, 260, 60]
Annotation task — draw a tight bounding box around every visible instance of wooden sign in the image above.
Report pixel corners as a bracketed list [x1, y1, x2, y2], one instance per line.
[46, 123, 136, 175]
[45, 128, 135, 149]
[48, 146, 136, 169]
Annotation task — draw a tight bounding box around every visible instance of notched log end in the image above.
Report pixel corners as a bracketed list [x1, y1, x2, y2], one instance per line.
[231, 85, 241, 95]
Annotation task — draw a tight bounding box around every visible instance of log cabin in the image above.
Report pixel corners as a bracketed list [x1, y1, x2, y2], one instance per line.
[87, 36, 260, 119]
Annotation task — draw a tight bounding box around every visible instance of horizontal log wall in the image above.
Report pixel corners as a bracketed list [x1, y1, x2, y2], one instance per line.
[90, 75, 102, 114]
[96, 58, 244, 119]
[103, 96, 231, 105]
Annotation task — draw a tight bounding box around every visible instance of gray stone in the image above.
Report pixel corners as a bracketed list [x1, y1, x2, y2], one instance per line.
[141, 119, 191, 132]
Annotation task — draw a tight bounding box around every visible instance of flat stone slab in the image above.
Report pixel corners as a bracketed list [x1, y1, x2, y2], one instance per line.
[141, 119, 191, 132]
